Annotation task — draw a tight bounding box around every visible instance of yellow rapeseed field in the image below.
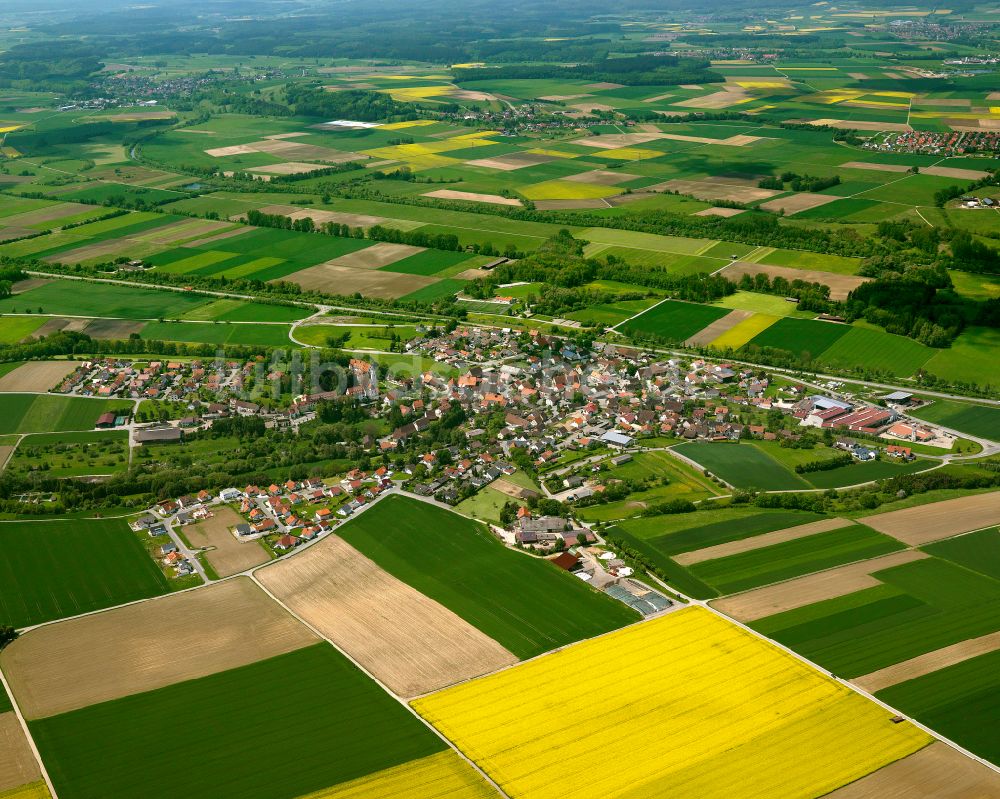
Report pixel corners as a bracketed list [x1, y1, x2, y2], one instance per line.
[413, 608, 930, 799]
[711, 313, 780, 349]
[0, 783, 51, 799]
[293, 752, 496, 799]
[379, 120, 438, 130]
[592, 146, 661, 161]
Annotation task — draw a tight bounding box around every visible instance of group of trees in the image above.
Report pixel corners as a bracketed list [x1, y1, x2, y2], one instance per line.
[453, 54, 720, 87]
[285, 85, 420, 123]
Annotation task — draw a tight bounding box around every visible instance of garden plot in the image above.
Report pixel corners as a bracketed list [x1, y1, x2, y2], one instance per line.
[853, 630, 1000, 694]
[0, 577, 317, 719]
[825, 742, 1000, 799]
[256, 533, 517, 697]
[720, 261, 869, 300]
[183, 506, 269, 577]
[859, 493, 1000, 546]
[712, 550, 928, 622]
[0, 361, 79, 392]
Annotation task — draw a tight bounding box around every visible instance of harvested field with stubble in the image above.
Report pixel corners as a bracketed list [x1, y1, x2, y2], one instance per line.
[0, 713, 41, 792]
[255, 534, 517, 697]
[675, 518, 854, 566]
[860, 493, 1000, 545]
[720, 261, 869, 300]
[0, 361, 80, 393]
[824, 742, 1000, 798]
[711, 550, 928, 622]
[0, 577, 317, 719]
[184, 506, 269, 577]
[853, 630, 1000, 694]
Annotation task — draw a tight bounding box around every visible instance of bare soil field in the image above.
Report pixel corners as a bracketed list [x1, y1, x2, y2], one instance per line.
[465, 153, 555, 171]
[860, 493, 1000, 545]
[259, 205, 387, 228]
[280, 264, 436, 298]
[694, 206, 746, 217]
[534, 199, 610, 210]
[0, 228, 34, 243]
[642, 92, 675, 103]
[922, 166, 990, 180]
[181, 226, 255, 248]
[570, 102, 616, 113]
[248, 162, 339, 176]
[0, 577, 317, 719]
[574, 133, 666, 149]
[256, 534, 517, 697]
[205, 144, 257, 157]
[585, 82, 626, 90]
[711, 550, 928, 622]
[676, 519, 856, 566]
[840, 161, 911, 173]
[10, 279, 51, 294]
[324, 242, 424, 270]
[684, 309, 752, 347]
[656, 179, 780, 203]
[102, 110, 176, 122]
[81, 319, 146, 339]
[563, 170, 641, 185]
[491, 478, 539, 500]
[138, 219, 231, 245]
[0, 361, 80, 393]
[539, 94, 591, 102]
[853, 630, 1000, 693]
[0, 713, 41, 792]
[422, 190, 523, 206]
[825, 742, 1000, 798]
[720, 261, 869, 301]
[0, 202, 91, 227]
[184, 506, 270, 577]
[759, 192, 839, 215]
[675, 88, 751, 109]
[807, 118, 912, 132]
[44, 239, 147, 265]
[912, 98, 970, 107]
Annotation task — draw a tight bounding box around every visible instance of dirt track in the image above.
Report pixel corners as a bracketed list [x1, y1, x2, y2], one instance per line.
[256, 534, 517, 697]
[0, 577, 317, 719]
[0, 713, 40, 792]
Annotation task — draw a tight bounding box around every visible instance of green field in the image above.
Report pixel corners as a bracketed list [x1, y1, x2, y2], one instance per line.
[619, 299, 729, 341]
[30, 643, 447, 799]
[690, 525, 905, 594]
[609, 509, 826, 599]
[911, 399, 1000, 442]
[335, 495, 638, 657]
[744, 317, 851, 361]
[0, 518, 169, 628]
[753, 557, 1000, 679]
[877, 648, 1000, 765]
[675, 441, 808, 490]
[0, 280, 215, 319]
[0, 316, 48, 343]
[140, 321, 294, 347]
[6, 430, 129, 478]
[815, 326, 933, 378]
[924, 528, 1000, 582]
[0, 394, 132, 435]
[801, 458, 931, 489]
